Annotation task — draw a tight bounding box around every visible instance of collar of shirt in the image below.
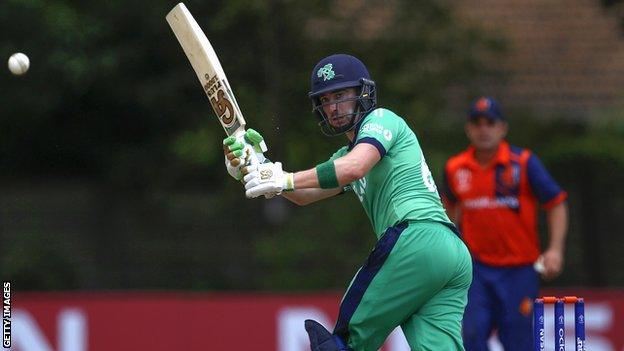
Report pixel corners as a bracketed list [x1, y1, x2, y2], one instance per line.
[464, 140, 511, 170]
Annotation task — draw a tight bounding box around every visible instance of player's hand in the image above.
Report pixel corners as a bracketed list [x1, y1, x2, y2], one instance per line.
[540, 248, 564, 280]
[223, 129, 267, 181]
[243, 162, 295, 198]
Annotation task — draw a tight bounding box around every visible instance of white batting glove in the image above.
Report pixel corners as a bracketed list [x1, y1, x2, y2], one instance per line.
[223, 129, 267, 181]
[243, 162, 295, 198]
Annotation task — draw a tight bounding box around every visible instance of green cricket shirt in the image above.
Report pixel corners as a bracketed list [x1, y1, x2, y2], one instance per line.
[328, 108, 452, 238]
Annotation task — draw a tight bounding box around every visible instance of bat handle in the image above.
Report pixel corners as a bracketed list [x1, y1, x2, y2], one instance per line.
[231, 129, 267, 168]
[244, 143, 266, 167]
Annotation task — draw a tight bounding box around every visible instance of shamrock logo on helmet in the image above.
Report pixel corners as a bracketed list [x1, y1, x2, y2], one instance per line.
[317, 63, 335, 81]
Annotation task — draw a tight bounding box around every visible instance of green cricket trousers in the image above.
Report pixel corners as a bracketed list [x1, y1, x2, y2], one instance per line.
[333, 221, 472, 350]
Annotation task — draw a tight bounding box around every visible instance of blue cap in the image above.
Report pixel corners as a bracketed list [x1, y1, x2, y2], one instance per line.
[469, 96, 504, 121]
[309, 54, 371, 98]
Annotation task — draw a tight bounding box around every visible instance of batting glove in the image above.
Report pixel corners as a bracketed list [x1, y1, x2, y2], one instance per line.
[243, 162, 295, 198]
[223, 129, 267, 181]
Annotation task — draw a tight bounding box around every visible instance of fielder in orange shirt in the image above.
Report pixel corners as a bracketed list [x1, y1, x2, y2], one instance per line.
[442, 97, 568, 351]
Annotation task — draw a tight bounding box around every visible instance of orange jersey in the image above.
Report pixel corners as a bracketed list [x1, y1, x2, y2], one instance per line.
[442, 141, 567, 266]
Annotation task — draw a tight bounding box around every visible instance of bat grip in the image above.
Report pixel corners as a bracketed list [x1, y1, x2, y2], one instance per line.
[244, 144, 266, 167]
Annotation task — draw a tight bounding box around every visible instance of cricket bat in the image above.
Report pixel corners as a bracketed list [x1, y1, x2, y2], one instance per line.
[166, 2, 247, 136]
[166, 3, 266, 167]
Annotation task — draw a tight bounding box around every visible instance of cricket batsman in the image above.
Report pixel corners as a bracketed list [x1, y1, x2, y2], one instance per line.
[224, 54, 472, 350]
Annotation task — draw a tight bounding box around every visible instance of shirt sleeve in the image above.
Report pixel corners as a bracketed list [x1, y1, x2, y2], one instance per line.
[354, 108, 401, 158]
[526, 153, 567, 208]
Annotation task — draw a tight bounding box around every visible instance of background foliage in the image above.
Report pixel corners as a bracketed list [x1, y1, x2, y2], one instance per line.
[0, 0, 622, 291]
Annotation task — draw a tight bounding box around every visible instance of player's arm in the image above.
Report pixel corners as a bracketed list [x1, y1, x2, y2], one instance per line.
[244, 143, 381, 200]
[281, 188, 344, 206]
[291, 143, 380, 189]
[525, 152, 569, 279]
[278, 143, 379, 205]
[541, 201, 568, 279]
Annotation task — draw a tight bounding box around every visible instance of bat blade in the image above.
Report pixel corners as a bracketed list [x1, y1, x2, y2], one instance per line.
[166, 3, 246, 136]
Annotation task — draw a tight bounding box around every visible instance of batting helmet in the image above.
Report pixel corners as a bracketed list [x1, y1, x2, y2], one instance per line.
[308, 54, 376, 136]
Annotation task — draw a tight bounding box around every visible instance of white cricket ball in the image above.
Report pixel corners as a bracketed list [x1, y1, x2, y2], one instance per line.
[8, 53, 30, 76]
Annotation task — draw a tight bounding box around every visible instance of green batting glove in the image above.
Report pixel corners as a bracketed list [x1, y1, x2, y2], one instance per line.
[223, 129, 268, 182]
[223, 136, 245, 157]
[244, 129, 268, 153]
[223, 129, 267, 154]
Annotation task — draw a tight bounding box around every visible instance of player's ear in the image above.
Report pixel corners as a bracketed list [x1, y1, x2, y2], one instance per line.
[464, 122, 472, 138]
[500, 121, 509, 137]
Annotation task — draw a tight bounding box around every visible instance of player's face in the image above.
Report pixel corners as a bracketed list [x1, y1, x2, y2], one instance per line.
[465, 116, 508, 151]
[319, 88, 358, 128]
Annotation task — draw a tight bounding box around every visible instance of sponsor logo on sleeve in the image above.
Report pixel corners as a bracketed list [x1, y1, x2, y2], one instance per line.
[383, 129, 392, 141]
[361, 123, 392, 141]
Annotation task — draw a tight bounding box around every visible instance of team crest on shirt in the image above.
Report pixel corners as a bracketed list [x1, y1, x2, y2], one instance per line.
[454, 168, 472, 193]
[500, 163, 521, 188]
[495, 163, 521, 212]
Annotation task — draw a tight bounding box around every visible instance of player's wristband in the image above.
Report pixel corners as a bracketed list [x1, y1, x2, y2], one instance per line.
[284, 172, 295, 191]
[316, 160, 339, 189]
